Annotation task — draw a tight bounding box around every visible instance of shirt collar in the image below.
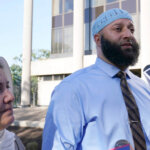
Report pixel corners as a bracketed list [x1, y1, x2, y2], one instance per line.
[95, 57, 131, 79]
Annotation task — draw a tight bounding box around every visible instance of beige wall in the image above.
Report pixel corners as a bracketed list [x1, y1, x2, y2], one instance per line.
[38, 80, 61, 105]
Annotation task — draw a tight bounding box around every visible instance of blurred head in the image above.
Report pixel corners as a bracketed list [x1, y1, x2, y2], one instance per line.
[93, 8, 139, 70]
[0, 57, 14, 130]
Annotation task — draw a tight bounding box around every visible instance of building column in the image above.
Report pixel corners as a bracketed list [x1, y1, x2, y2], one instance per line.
[140, 0, 150, 77]
[73, 0, 84, 71]
[21, 0, 33, 106]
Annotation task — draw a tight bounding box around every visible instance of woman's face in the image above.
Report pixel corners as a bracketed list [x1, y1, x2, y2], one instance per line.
[0, 68, 14, 130]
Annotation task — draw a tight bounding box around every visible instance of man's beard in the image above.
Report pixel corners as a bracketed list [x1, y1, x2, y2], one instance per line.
[101, 35, 140, 69]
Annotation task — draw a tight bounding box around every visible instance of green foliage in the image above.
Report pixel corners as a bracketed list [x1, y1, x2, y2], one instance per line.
[26, 141, 38, 150]
[10, 64, 22, 106]
[11, 49, 50, 106]
[11, 64, 22, 77]
[13, 54, 22, 63]
[32, 49, 50, 61]
[31, 76, 38, 105]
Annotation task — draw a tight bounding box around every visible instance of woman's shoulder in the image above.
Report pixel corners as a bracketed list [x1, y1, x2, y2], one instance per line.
[14, 134, 25, 150]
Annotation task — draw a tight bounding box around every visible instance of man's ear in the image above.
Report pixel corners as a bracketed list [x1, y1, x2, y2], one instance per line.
[94, 34, 101, 47]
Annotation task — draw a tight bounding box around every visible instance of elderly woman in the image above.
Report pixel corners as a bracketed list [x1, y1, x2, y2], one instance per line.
[0, 57, 25, 150]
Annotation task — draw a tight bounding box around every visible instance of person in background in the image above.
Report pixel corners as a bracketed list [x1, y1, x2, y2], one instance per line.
[0, 57, 25, 150]
[42, 8, 150, 150]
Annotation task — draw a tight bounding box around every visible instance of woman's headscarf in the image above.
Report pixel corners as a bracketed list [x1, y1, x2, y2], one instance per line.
[0, 57, 13, 94]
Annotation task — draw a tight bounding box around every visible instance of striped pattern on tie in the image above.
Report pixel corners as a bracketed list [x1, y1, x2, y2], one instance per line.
[116, 71, 147, 150]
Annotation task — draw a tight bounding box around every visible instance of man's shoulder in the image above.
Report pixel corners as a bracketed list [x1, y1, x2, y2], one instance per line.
[129, 70, 150, 90]
[62, 64, 97, 83]
[53, 64, 99, 91]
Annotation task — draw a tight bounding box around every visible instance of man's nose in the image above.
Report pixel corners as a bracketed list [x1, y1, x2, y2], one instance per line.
[3, 89, 15, 104]
[122, 29, 133, 39]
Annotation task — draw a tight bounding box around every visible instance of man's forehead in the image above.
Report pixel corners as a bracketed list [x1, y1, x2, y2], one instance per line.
[92, 8, 132, 36]
[108, 18, 134, 27]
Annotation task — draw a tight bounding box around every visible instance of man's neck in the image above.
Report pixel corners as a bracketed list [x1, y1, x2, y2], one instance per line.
[98, 54, 127, 71]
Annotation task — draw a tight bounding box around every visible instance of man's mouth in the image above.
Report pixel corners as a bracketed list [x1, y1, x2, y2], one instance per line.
[121, 43, 132, 49]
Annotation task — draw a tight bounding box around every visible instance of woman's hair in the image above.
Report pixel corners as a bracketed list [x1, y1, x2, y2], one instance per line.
[0, 57, 13, 93]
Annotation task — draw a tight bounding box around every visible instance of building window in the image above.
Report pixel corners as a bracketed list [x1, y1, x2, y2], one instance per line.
[130, 69, 141, 77]
[54, 75, 64, 80]
[64, 13, 73, 26]
[122, 0, 136, 13]
[106, 2, 119, 10]
[106, 0, 118, 3]
[43, 76, 52, 81]
[51, 28, 62, 54]
[63, 26, 73, 53]
[41, 74, 71, 81]
[51, 0, 73, 56]
[65, 0, 73, 13]
[52, 0, 63, 16]
[91, 0, 105, 7]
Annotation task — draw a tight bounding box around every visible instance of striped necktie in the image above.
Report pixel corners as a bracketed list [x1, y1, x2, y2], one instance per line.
[116, 71, 147, 150]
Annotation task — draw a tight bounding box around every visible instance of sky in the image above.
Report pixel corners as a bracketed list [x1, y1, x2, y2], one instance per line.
[0, 0, 52, 66]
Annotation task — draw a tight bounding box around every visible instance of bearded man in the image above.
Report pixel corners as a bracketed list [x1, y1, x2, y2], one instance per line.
[42, 8, 150, 150]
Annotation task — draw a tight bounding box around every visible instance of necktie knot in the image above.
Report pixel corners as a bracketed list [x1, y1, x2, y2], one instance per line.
[116, 71, 126, 79]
